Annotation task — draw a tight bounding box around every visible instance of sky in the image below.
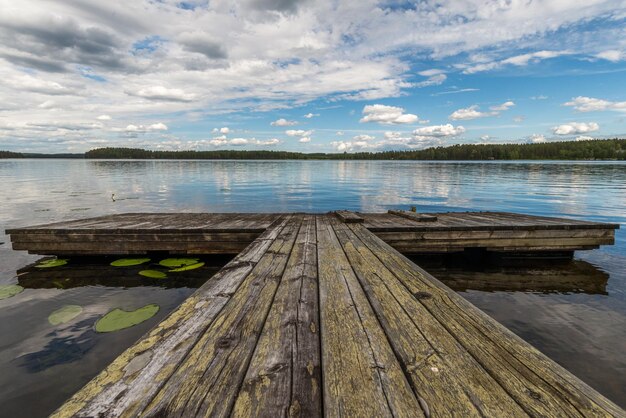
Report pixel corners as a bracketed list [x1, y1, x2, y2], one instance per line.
[0, 0, 625, 153]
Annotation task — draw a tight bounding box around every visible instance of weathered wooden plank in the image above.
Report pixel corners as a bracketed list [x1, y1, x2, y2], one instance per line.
[51, 215, 291, 418]
[232, 215, 321, 417]
[332, 218, 525, 416]
[334, 210, 364, 223]
[348, 223, 625, 417]
[11, 241, 252, 252]
[316, 215, 423, 418]
[138, 215, 303, 417]
[374, 228, 614, 241]
[10, 232, 262, 243]
[389, 210, 438, 222]
[382, 237, 615, 249]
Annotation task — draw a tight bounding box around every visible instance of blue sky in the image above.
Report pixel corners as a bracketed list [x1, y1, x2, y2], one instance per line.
[0, 0, 624, 153]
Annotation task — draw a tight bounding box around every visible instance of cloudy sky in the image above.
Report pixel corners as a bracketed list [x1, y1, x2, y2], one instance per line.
[0, 0, 625, 153]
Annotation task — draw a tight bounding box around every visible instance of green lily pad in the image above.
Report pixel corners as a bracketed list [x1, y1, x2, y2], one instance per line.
[95, 304, 160, 333]
[35, 259, 68, 268]
[110, 258, 151, 267]
[169, 262, 205, 272]
[139, 270, 167, 279]
[0, 285, 24, 300]
[48, 305, 83, 325]
[159, 258, 199, 268]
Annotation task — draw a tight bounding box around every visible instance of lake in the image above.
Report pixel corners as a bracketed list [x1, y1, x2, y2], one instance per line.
[1, 159, 625, 415]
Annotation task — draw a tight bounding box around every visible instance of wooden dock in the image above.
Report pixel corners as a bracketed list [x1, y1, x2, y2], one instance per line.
[32, 213, 623, 417]
[7, 211, 618, 256]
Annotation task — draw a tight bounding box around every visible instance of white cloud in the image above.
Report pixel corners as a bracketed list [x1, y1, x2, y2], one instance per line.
[513, 116, 525, 123]
[216, 137, 280, 146]
[531, 95, 548, 100]
[490, 101, 515, 111]
[299, 137, 311, 143]
[463, 50, 571, 74]
[595, 50, 624, 62]
[330, 140, 383, 152]
[303, 113, 319, 118]
[529, 134, 546, 143]
[271, 118, 298, 126]
[132, 86, 196, 102]
[7, 75, 76, 95]
[360, 104, 419, 125]
[413, 124, 465, 137]
[575, 135, 595, 141]
[285, 129, 313, 137]
[149, 122, 168, 131]
[449, 105, 494, 120]
[553, 122, 599, 135]
[384, 131, 402, 139]
[229, 138, 248, 146]
[124, 123, 168, 133]
[38, 100, 56, 109]
[212, 127, 230, 134]
[0, 1, 624, 152]
[416, 70, 447, 88]
[352, 134, 375, 141]
[564, 96, 626, 112]
[450, 101, 514, 120]
[97, 115, 112, 121]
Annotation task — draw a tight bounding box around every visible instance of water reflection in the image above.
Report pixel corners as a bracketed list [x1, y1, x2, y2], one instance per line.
[0, 255, 226, 418]
[17, 256, 228, 290]
[416, 257, 609, 295]
[1, 159, 626, 411]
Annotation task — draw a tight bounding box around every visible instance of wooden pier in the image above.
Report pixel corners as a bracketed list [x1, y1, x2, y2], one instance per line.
[7, 211, 618, 256]
[6, 212, 623, 416]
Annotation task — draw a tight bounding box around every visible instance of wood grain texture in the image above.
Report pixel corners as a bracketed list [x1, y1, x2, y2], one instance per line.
[7, 211, 618, 256]
[334, 210, 364, 223]
[332, 218, 526, 416]
[348, 222, 625, 417]
[40, 212, 624, 417]
[388, 210, 438, 222]
[316, 215, 424, 418]
[140, 215, 303, 417]
[51, 216, 291, 418]
[232, 215, 321, 417]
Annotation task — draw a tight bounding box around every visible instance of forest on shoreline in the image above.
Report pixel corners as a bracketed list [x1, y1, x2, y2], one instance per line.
[2, 138, 625, 160]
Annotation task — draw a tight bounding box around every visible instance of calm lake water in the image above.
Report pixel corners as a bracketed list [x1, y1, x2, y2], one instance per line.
[1, 159, 625, 415]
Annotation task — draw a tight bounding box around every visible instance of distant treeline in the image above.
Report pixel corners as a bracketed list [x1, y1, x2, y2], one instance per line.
[3, 138, 626, 160]
[0, 150, 24, 158]
[84, 139, 626, 160]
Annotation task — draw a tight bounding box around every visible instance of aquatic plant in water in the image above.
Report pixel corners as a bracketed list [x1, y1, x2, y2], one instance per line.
[48, 305, 83, 325]
[95, 304, 160, 333]
[110, 258, 151, 267]
[169, 262, 205, 272]
[159, 258, 199, 268]
[35, 259, 68, 268]
[139, 270, 167, 279]
[0, 284, 24, 300]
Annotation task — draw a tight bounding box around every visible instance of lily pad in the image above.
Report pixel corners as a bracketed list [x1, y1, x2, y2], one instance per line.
[35, 259, 68, 268]
[139, 270, 167, 279]
[169, 262, 205, 272]
[159, 258, 199, 268]
[49, 305, 83, 325]
[0, 285, 24, 300]
[95, 304, 160, 333]
[110, 258, 150, 267]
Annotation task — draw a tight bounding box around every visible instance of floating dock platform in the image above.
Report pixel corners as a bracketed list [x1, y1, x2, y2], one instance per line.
[6, 212, 623, 417]
[7, 210, 618, 257]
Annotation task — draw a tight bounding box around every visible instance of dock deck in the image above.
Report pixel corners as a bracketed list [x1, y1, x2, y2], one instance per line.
[7, 210, 618, 256]
[48, 214, 623, 417]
